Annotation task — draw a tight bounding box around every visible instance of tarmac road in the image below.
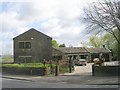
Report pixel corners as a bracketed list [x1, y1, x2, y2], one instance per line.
[1, 78, 119, 88]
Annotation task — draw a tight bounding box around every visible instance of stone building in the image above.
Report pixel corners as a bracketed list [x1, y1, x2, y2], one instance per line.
[52, 47, 112, 62]
[52, 47, 90, 62]
[86, 47, 112, 62]
[13, 28, 52, 63]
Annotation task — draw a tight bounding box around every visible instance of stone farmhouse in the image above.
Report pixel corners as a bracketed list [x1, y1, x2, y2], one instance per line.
[13, 28, 52, 63]
[13, 28, 112, 63]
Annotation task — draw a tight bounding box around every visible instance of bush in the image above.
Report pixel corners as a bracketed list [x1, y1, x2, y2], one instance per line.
[2, 63, 56, 69]
[59, 66, 68, 73]
[2, 62, 69, 75]
[2, 63, 56, 76]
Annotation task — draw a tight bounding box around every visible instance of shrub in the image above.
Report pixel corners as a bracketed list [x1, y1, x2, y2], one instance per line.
[2, 63, 56, 69]
[59, 66, 68, 73]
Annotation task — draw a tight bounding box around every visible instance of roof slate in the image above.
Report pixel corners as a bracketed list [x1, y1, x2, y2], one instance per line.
[55, 47, 89, 54]
[85, 47, 111, 53]
[55, 47, 111, 54]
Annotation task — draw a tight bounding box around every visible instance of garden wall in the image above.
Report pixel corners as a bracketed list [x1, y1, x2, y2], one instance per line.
[2, 67, 50, 76]
[92, 65, 120, 76]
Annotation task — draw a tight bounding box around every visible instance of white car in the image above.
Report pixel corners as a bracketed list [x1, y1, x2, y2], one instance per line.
[74, 59, 87, 66]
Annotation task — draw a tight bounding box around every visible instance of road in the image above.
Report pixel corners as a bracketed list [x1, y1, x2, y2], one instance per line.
[1, 78, 119, 88]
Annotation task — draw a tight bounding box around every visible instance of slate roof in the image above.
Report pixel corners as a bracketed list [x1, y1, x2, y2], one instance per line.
[55, 47, 89, 54]
[55, 47, 111, 54]
[85, 47, 111, 53]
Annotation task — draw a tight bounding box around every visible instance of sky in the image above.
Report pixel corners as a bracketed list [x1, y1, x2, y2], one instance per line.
[0, 0, 97, 55]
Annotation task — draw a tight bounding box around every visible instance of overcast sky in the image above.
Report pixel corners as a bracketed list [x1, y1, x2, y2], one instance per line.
[0, 0, 97, 55]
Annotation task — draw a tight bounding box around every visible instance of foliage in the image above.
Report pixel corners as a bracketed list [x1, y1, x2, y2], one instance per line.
[88, 29, 118, 59]
[2, 63, 56, 69]
[52, 40, 59, 48]
[83, 0, 120, 44]
[52, 40, 66, 48]
[1, 55, 13, 63]
[59, 66, 68, 73]
[89, 36, 101, 48]
[102, 30, 119, 59]
[2, 63, 69, 74]
[59, 44, 66, 47]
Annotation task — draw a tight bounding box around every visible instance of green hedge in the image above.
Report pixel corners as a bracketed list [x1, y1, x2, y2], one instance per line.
[2, 63, 56, 76]
[2, 63, 69, 75]
[2, 63, 56, 69]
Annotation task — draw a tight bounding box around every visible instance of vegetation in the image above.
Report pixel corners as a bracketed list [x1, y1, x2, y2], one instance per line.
[2, 63, 68, 74]
[52, 39, 66, 48]
[1, 55, 14, 63]
[2, 63, 56, 69]
[89, 36, 101, 48]
[83, 0, 120, 44]
[59, 66, 68, 73]
[88, 29, 118, 59]
[59, 44, 66, 47]
[52, 40, 59, 48]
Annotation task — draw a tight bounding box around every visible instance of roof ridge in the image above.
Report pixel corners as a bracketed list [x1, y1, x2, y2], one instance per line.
[13, 28, 52, 39]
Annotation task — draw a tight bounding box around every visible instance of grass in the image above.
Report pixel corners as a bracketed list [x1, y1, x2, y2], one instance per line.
[1, 55, 14, 63]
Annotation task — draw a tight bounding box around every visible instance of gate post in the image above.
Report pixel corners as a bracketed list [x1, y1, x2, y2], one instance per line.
[55, 60, 59, 76]
[50, 60, 53, 74]
[68, 56, 72, 73]
[92, 64, 95, 76]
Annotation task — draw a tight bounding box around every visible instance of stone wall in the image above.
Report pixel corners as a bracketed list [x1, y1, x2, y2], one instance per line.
[2, 67, 50, 76]
[92, 65, 120, 76]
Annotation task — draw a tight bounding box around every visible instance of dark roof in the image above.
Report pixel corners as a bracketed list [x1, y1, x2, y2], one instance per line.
[85, 47, 111, 53]
[13, 28, 52, 39]
[55, 47, 89, 54]
[55, 47, 111, 54]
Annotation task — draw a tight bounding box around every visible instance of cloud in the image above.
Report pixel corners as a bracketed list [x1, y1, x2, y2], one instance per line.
[1, 0, 97, 55]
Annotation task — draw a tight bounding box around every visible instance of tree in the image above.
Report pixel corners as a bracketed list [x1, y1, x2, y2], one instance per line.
[83, 0, 120, 44]
[89, 35, 102, 48]
[52, 40, 59, 48]
[102, 30, 119, 59]
[59, 44, 66, 47]
[88, 30, 119, 59]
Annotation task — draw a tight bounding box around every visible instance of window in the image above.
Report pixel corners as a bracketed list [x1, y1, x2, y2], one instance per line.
[81, 55, 87, 59]
[19, 42, 31, 49]
[19, 42, 24, 49]
[19, 56, 32, 63]
[25, 42, 31, 48]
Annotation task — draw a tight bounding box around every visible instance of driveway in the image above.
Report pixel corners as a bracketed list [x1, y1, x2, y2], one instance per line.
[63, 63, 93, 76]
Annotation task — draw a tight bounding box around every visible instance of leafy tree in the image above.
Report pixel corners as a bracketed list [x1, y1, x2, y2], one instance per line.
[89, 35, 101, 48]
[102, 30, 118, 59]
[88, 30, 118, 59]
[59, 44, 66, 47]
[52, 40, 59, 48]
[83, 0, 120, 44]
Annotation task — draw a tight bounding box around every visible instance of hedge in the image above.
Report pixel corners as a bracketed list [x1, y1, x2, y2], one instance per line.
[2, 63, 56, 68]
[2, 63, 56, 76]
[2, 63, 69, 75]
